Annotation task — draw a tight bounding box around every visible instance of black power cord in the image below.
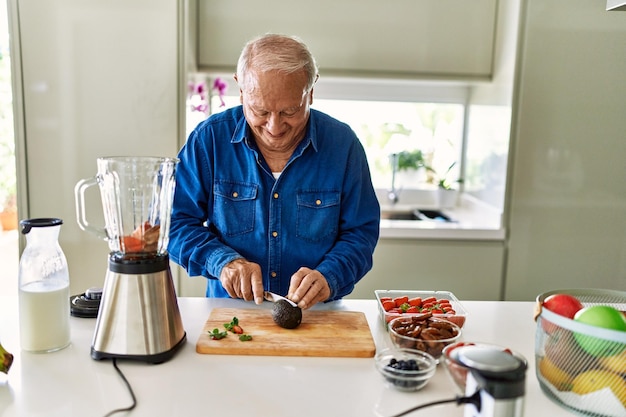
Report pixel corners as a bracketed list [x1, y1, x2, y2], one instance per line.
[389, 390, 482, 417]
[103, 359, 138, 417]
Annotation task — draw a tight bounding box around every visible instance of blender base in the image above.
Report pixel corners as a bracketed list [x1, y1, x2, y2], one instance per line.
[91, 332, 187, 364]
[91, 254, 186, 363]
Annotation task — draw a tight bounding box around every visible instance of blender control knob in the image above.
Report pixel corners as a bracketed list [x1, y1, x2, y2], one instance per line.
[85, 287, 103, 301]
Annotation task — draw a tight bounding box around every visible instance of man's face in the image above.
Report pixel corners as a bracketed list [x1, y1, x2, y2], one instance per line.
[238, 69, 313, 153]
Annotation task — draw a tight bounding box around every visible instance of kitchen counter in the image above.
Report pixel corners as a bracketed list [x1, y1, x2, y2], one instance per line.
[379, 193, 505, 241]
[0, 297, 572, 417]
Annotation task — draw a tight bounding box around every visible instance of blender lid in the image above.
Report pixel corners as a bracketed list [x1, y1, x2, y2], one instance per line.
[457, 345, 523, 372]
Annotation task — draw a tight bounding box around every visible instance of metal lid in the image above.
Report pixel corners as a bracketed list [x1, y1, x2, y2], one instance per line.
[457, 345, 527, 399]
[457, 346, 523, 372]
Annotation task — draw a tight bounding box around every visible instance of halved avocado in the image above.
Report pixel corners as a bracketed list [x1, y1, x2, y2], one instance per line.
[272, 299, 302, 329]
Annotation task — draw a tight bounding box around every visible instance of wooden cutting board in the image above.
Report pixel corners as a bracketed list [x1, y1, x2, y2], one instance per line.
[196, 307, 376, 358]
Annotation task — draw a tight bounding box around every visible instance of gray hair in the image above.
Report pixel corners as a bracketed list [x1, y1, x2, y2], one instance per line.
[236, 34, 319, 94]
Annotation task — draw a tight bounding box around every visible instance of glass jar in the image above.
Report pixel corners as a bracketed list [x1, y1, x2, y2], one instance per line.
[18, 218, 70, 352]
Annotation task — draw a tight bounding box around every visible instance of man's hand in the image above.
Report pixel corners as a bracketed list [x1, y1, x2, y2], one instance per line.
[287, 268, 331, 310]
[219, 259, 265, 304]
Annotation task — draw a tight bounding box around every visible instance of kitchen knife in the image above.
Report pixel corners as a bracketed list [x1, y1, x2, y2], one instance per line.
[263, 291, 298, 307]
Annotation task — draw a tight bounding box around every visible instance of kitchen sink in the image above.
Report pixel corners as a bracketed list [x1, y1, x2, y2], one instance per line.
[382, 211, 420, 220]
[381, 209, 455, 222]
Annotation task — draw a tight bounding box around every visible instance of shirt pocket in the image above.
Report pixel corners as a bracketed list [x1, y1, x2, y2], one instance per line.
[296, 190, 341, 242]
[213, 181, 258, 236]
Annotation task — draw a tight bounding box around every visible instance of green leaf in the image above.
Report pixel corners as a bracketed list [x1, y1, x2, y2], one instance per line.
[223, 316, 239, 331]
[209, 328, 227, 340]
[397, 150, 425, 171]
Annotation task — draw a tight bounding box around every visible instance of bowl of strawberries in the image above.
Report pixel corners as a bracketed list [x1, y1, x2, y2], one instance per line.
[375, 290, 468, 329]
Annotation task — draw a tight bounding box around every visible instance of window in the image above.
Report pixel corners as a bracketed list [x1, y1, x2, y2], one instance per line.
[186, 75, 508, 211]
[311, 99, 464, 191]
[0, 0, 19, 296]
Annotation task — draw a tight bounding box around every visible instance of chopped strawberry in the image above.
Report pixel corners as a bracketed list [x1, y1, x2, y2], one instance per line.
[422, 297, 437, 304]
[382, 300, 396, 312]
[408, 297, 422, 307]
[393, 296, 409, 308]
[230, 325, 244, 334]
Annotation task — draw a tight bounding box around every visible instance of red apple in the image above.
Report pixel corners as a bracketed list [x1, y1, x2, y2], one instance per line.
[542, 294, 584, 333]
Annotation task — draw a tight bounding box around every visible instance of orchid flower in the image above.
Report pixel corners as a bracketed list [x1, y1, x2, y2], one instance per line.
[212, 77, 228, 107]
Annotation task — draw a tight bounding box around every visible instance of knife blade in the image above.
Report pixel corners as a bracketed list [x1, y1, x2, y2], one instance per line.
[263, 291, 298, 307]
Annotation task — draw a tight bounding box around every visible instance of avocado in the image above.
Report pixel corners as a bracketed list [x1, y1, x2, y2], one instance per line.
[272, 299, 302, 329]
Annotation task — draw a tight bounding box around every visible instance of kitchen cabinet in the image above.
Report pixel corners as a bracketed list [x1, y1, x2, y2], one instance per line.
[348, 238, 505, 301]
[196, 0, 498, 79]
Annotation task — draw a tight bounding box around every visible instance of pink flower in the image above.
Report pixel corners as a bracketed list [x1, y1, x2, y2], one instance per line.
[212, 78, 228, 107]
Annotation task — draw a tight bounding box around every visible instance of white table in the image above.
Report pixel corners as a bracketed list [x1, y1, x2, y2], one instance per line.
[0, 297, 572, 417]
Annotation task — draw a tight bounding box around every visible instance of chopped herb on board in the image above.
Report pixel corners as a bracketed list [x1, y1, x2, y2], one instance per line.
[208, 328, 227, 340]
[224, 317, 244, 334]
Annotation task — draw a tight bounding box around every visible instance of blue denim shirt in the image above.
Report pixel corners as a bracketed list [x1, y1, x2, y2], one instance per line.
[168, 106, 380, 300]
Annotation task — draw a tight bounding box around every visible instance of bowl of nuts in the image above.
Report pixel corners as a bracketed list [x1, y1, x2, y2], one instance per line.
[374, 347, 437, 392]
[388, 313, 461, 361]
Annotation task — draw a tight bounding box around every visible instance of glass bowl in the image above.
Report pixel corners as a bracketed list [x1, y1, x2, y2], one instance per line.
[375, 347, 437, 392]
[388, 315, 461, 361]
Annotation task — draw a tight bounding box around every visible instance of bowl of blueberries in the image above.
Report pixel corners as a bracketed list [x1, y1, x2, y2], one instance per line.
[374, 347, 437, 391]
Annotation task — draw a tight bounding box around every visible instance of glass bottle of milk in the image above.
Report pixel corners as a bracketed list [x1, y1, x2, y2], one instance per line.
[18, 218, 70, 352]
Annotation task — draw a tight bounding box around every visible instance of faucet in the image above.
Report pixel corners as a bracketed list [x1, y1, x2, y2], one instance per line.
[388, 153, 400, 205]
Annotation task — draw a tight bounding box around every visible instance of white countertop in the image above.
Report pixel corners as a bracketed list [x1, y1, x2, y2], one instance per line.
[379, 193, 505, 241]
[0, 297, 572, 417]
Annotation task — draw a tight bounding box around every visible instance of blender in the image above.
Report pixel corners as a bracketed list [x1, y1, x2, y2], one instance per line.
[75, 156, 186, 363]
[455, 345, 527, 417]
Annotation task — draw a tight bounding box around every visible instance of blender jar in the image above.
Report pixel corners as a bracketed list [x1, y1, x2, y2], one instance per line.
[75, 156, 178, 257]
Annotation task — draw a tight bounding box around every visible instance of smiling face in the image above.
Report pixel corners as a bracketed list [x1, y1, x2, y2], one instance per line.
[237, 69, 313, 156]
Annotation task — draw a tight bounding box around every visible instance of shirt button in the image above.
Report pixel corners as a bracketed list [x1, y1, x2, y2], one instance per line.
[316, 199, 322, 205]
[273, 192, 279, 199]
[272, 231, 278, 238]
[271, 271, 277, 278]
[232, 192, 239, 198]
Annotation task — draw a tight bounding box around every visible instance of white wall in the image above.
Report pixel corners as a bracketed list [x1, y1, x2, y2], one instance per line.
[504, 0, 626, 299]
[9, 0, 184, 295]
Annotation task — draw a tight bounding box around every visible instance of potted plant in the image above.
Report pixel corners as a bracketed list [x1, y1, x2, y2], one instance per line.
[397, 149, 427, 172]
[392, 149, 429, 189]
[427, 162, 463, 208]
[431, 162, 462, 190]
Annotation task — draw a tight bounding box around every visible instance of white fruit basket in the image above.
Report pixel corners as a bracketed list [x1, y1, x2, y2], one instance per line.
[535, 288, 626, 417]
